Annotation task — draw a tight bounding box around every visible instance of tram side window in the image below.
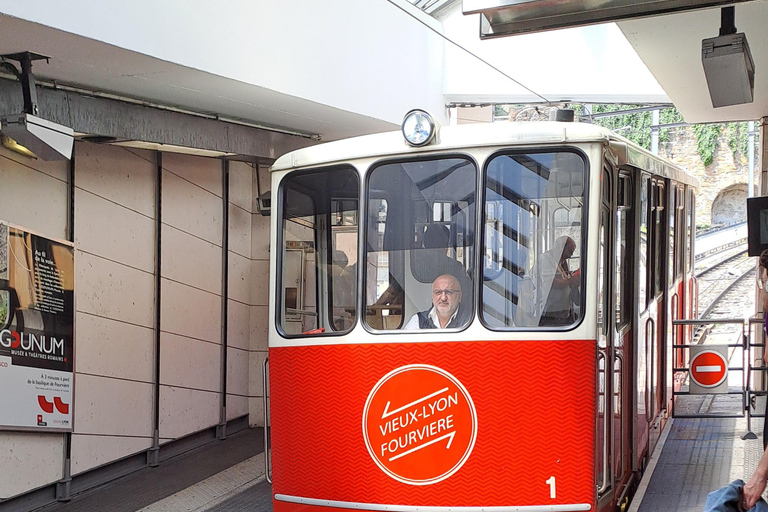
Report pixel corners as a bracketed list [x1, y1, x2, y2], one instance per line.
[365, 157, 476, 331]
[669, 185, 676, 283]
[278, 167, 359, 336]
[638, 177, 649, 309]
[616, 174, 632, 329]
[482, 151, 585, 329]
[653, 181, 665, 297]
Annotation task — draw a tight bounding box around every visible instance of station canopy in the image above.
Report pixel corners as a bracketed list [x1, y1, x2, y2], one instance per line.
[436, 0, 768, 124]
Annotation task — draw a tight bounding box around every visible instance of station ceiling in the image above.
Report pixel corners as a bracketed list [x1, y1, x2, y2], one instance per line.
[459, 0, 768, 124]
[617, 1, 768, 124]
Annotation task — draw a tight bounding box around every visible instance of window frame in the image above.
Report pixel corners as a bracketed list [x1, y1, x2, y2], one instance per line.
[361, 153, 480, 335]
[275, 164, 361, 339]
[479, 146, 590, 332]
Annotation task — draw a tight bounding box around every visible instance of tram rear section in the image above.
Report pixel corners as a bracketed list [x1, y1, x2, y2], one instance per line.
[267, 113, 699, 512]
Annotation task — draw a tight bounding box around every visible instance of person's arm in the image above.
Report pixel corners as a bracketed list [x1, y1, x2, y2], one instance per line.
[744, 447, 768, 508]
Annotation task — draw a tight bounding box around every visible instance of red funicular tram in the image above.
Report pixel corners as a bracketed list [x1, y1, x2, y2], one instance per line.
[268, 111, 698, 512]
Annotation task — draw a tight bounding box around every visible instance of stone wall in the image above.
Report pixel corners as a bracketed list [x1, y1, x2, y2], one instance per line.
[658, 127, 758, 226]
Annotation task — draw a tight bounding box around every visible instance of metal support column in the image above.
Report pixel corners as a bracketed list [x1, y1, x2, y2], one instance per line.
[56, 145, 76, 502]
[651, 109, 660, 155]
[217, 161, 229, 441]
[148, 152, 162, 468]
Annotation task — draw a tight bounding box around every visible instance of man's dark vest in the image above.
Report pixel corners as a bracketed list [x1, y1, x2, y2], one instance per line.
[416, 305, 469, 329]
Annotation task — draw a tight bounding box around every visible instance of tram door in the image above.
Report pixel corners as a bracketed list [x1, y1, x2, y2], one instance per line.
[597, 168, 614, 506]
[597, 166, 633, 509]
[635, 175, 667, 466]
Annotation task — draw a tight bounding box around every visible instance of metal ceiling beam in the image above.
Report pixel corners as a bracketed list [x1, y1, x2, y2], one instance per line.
[464, 0, 753, 38]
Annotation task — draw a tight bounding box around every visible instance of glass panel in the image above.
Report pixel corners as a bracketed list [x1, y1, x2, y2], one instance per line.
[278, 168, 359, 336]
[365, 157, 476, 331]
[616, 208, 629, 328]
[482, 151, 585, 328]
[638, 178, 648, 309]
[669, 186, 676, 282]
[654, 183, 664, 296]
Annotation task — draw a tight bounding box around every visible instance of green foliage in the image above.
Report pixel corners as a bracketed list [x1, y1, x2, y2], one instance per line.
[726, 122, 750, 161]
[502, 102, 752, 167]
[692, 124, 722, 166]
[590, 104, 652, 150]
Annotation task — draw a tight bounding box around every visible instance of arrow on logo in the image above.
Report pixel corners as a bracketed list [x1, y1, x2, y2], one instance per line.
[381, 387, 449, 419]
[388, 431, 456, 462]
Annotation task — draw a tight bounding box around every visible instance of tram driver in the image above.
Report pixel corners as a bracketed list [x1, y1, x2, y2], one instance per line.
[403, 274, 469, 330]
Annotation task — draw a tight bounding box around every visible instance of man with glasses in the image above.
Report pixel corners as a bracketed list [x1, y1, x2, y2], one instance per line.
[403, 274, 467, 330]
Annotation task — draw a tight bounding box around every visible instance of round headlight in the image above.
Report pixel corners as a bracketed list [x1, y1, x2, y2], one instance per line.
[402, 109, 436, 147]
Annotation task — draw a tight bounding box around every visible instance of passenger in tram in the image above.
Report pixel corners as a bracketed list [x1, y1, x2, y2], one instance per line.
[536, 236, 580, 326]
[403, 274, 468, 329]
[412, 224, 471, 294]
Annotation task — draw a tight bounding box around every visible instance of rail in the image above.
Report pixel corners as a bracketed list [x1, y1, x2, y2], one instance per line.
[263, 356, 271, 483]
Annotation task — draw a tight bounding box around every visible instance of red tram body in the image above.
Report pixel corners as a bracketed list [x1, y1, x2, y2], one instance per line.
[269, 115, 698, 512]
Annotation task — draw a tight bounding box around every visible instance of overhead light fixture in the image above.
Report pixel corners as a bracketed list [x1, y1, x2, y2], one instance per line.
[702, 6, 754, 108]
[0, 113, 73, 160]
[0, 52, 74, 160]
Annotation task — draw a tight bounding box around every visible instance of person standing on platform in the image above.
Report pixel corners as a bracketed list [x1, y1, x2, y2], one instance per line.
[743, 250, 768, 509]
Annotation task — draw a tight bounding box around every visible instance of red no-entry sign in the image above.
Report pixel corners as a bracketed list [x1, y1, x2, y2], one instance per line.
[690, 350, 728, 388]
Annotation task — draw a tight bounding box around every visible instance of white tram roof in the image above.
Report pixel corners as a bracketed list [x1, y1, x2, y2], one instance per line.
[272, 121, 699, 189]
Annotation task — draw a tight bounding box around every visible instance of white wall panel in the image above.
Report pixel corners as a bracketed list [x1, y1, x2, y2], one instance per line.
[160, 278, 220, 343]
[71, 434, 151, 476]
[75, 188, 155, 273]
[251, 259, 270, 306]
[162, 170, 222, 246]
[227, 299, 250, 351]
[251, 214, 270, 261]
[227, 347, 249, 397]
[74, 374, 153, 437]
[248, 351, 267, 400]
[250, 305, 268, 352]
[228, 252, 251, 305]
[75, 143, 156, 218]
[0, 146, 68, 239]
[229, 161, 253, 213]
[0, 432, 64, 499]
[162, 152, 222, 198]
[160, 332, 221, 392]
[75, 313, 154, 383]
[159, 386, 219, 439]
[248, 397, 264, 428]
[229, 205, 251, 259]
[226, 395, 248, 421]
[76, 252, 155, 328]
[2, 145, 68, 181]
[161, 224, 222, 295]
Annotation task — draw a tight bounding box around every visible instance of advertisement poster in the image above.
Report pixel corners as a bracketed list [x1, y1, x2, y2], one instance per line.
[0, 221, 74, 431]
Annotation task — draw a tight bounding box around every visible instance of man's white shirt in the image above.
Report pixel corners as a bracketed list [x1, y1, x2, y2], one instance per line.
[403, 307, 458, 330]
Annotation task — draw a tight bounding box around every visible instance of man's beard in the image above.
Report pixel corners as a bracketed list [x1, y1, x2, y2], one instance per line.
[436, 302, 456, 316]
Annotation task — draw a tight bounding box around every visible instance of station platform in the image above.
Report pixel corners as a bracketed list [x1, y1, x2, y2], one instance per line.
[630, 415, 765, 512]
[25, 414, 768, 512]
[34, 427, 272, 512]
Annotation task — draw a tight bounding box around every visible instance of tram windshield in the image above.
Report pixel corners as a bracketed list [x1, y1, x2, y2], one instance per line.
[482, 150, 585, 328]
[365, 157, 476, 331]
[276, 150, 585, 337]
